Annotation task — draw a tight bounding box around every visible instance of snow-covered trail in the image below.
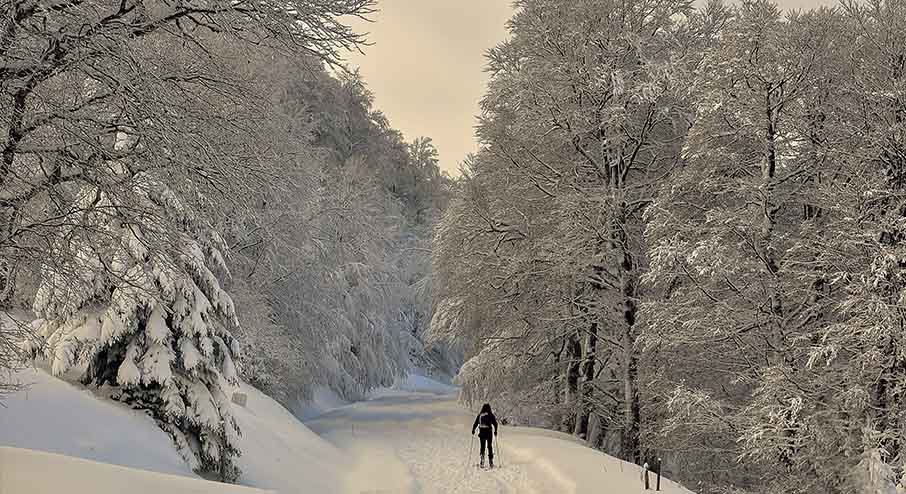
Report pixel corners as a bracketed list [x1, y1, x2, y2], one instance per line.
[306, 393, 561, 494]
[306, 390, 692, 494]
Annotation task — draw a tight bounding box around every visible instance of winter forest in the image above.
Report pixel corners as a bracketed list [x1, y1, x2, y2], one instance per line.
[2, 0, 906, 493]
[0, 0, 455, 482]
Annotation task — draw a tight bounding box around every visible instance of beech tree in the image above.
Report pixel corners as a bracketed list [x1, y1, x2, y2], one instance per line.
[640, 1, 906, 492]
[439, 0, 906, 492]
[0, 0, 376, 302]
[435, 0, 695, 462]
[222, 59, 456, 406]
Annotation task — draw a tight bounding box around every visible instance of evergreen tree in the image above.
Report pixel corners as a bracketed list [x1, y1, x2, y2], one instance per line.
[27, 165, 243, 479]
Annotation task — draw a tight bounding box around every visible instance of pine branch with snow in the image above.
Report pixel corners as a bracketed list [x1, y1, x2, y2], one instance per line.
[28, 174, 243, 481]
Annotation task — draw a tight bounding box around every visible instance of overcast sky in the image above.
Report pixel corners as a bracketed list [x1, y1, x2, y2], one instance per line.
[345, 0, 834, 175]
[345, 1, 511, 175]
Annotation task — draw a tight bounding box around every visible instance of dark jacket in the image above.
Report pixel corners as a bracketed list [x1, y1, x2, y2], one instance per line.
[472, 404, 498, 437]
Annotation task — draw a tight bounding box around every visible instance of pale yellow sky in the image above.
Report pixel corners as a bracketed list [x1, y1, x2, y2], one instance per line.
[345, 1, 513, 174]
[345, 0, 834, 175]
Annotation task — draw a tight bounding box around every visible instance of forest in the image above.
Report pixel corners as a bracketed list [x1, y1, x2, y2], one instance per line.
[0, 0, 453, 482]
[2, 0, 906, 493]
[433, 0, 906, 493]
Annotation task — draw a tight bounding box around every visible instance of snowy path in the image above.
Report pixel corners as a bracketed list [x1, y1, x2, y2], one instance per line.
[306, 393, 559, 494]
[305, 390, 692, 494]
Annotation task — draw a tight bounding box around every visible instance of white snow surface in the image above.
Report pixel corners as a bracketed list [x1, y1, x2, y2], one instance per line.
[293, 385, 351, 421]
[307, 387, 694, 494]
[0, 367, 345, 493]
[0, 447, 269, 494]
[375, 371, 460, 397]
[1, 367, 693, 494]
[232, 381, 345, 492]
[0, 367, 194, 477]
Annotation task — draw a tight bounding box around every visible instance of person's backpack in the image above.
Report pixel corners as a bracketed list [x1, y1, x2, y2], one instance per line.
[479, 412, 493, 429]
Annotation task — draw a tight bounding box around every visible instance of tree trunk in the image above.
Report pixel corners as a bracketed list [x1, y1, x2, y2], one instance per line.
[588, 413, 606, 450]
[574, 321, 597, 439]
[621, 307, 640, 464]
[616, 213, 641, 464]
[562, 332, 581, 433]
[0, 206, 20, 308]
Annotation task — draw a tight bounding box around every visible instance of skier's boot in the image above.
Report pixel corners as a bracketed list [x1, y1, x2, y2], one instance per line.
[489, 457, 494, 469]
[479, 455, 485, 468]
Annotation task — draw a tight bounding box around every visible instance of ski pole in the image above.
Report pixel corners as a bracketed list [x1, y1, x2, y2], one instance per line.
[468, 434, 475, 469]
[496, 432, 501, 468]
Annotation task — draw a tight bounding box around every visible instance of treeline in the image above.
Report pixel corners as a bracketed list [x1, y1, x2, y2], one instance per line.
[432, 0, 906, 492]
[0, 0, 452, 481]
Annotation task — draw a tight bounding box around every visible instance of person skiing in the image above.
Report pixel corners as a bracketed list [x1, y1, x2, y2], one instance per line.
[471, 403, 499, 468]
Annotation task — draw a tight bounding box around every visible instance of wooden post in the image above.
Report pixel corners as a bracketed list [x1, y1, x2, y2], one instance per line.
[643, 462, 650, 490]
[656, 458, 662, 491]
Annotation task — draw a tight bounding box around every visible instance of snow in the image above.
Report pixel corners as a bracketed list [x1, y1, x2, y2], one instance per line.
[0, 367, 194, 477]
[306, 374, 694, 494]
[230, 382, 345, 492]
[292, 371, 457, 420]
[0, 367, 693, 494]
[372, 371, 460, 397]
[0, 447, 270, 494]
[293, 386, 351, 421]
[0, 367, 346, 492]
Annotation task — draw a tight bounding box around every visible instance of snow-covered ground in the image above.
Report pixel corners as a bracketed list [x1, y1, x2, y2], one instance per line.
[307, 388, 692, 494]
[0, 367, 345, 493]
[1, 368, 693, 494]
[294, 371, 458, 420]
[0, 367, 194, 477]
[0, 447, 269, 494]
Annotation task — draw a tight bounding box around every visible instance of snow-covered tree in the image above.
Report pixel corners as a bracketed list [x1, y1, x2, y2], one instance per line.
[435, 0, 906, 492]
[27, 167, 243, 479]
[435, 0, 695, 463]
[0, 0, 379, 477]
[222, 60, 457, 407]
[638, 1, 906, 492]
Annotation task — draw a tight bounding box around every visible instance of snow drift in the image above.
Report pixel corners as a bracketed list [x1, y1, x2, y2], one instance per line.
[0, 367, 345, 493]
[0, 447, 269, 494]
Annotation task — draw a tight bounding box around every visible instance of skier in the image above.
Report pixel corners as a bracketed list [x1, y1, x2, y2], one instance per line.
[471, 403, 499, 468]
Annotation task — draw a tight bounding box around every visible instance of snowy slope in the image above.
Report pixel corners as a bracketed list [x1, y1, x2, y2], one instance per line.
[0, 447, 270, 494]
[0, 367, 346, 493]
[0, 367, 194, 477]
[231, 383, 345, 492]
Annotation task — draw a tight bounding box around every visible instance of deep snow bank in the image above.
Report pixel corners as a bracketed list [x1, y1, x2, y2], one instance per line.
[0, 367, 345, 493]
[0, 447, 270, 494]
[231, 382, 345, 492]
[501, 427, 690, 494]
[0, 367, 193, 477]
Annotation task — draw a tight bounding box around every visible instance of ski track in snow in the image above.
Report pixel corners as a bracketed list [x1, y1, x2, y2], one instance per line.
[306, 394, 572, 494]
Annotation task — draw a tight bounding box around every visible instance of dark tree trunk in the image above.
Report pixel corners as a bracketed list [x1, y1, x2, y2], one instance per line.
[617, 215, 641, 464]
[574, 321, 597, 439]
[0, 207, 20, 308]
[562, 332, 581, 433]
